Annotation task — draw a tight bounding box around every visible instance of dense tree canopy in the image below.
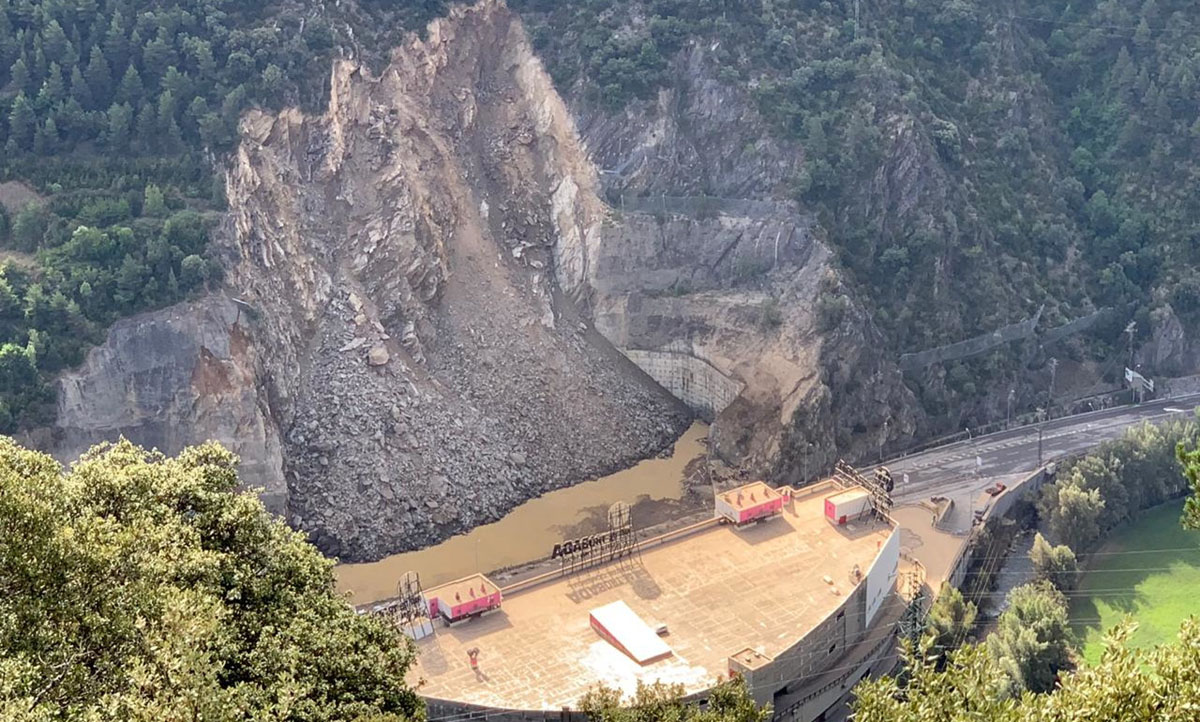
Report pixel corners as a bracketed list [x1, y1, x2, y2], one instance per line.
[0, 437, 423, 721]
[986, 582, 1074, 696]
[925, 582, 976, 664]
[1038, 416, 1199, 550]
[1175, 440, 1200, 531]
[852, 441, 1200, 721]
[853, 620, 1200, 721]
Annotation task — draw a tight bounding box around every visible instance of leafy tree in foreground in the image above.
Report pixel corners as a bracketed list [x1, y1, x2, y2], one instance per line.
[986, 582, 1074, 696]
[581, 678, 768, 722]
[854, 620, 1200, 722]
[1175, 440, 1200, 530]
[1038, 481, 1104, 551]
[0, 437, 423, 722]
[1029, 533, 1079, 592]
[925, 582, 977, 662]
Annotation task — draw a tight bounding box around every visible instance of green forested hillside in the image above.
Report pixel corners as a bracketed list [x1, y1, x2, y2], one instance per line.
[515, 0, 1200, 411]
[0, 0, 445, 430]
[2, 0, 1199, 430]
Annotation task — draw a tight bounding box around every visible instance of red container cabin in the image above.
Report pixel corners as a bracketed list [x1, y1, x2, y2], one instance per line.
[716, 482, 786, 526]
[425, 573, 502, 624]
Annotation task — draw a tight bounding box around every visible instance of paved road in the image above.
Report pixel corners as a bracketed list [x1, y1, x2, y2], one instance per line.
[885, 394, 1200, 512]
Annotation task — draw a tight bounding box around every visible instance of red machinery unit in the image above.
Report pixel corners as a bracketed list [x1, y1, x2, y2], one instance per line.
[716, 481, 786, 525]
[425, 573, 502, 624]
[824, 488, 871, 525]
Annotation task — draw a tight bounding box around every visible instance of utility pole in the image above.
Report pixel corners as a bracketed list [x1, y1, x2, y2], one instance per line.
[854, 0, 860, 39]
[1037, 425, 1044, 466]
[1047, 357, 1058, 410]
[1006, 388, 1015, 429]
[880, 417, 889, 462]
[1125, 321, 1137, 369]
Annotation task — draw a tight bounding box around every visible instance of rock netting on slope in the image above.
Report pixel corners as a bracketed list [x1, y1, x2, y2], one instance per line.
[221, 0, 686, 561]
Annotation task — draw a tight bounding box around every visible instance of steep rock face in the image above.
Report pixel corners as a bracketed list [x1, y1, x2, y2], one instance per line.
[49, 296, 287, 511]
[219, 0, 686, 561]
[555, 46, 921, 477]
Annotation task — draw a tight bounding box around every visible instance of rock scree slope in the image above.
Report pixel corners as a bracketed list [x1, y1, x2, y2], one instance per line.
[222, 0, 695, 561]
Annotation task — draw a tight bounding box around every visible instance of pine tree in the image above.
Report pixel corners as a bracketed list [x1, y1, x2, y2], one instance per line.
[260, 63, 285, 103]
[186, 95, 209, 140]
[141, 29, 175, 78]
[182, 36, 215, 76]
[157, 89, 177, 130]
[9, 57, 30, 94]
[134, 102, 156, 154]
[162, 66, 189, 100]
[1133, 17, 1153, 55]
[1111, 46, 1138, 105]
[29, 37, 45, 80]
[69, 66, 92, 108]
[33, 119, 57, 155]
[197, 111, 229, 150]
[7, 92, 35, 149]
[127, 28, 142, 70]
[37, 63, 67, 110]
[116, 64, 142, 105]
[163, 118, 184, 155]
[41, 20, 70, 66]
[105, 102, 133, 152]
[85, 45, 112, 101]
[143, 184, 166, 217]
[924, 582, 977, 665]
[54, 98, 86, 143]
[0, 5, 11, 56]
[104, 13, 129, 71]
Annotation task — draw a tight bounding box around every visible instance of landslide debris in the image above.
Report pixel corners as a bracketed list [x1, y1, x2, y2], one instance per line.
[222, 0, 687, 561]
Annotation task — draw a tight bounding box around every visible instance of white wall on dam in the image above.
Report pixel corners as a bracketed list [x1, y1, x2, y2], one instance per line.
[622, 342, 744, 420]
[865, 527, 900, 626]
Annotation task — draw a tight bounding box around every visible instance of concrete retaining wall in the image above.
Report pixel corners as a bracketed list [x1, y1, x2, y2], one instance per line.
[622, 342, 744, 420]
[943, 467, 1049, 589]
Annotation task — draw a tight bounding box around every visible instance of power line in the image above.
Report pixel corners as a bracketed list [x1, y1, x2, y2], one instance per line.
[999, 11, 1191, 35]
[931, 544, 1200, 567]
[957, 564, 1200, 576]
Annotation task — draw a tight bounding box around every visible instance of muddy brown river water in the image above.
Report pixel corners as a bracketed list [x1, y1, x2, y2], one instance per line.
[335, 421, 709, 605]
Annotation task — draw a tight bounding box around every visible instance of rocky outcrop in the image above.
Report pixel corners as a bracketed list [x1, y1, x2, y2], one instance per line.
[217, 0, 686, 561]
[556, 43, 921, 479]
[49, 296, 287, 511]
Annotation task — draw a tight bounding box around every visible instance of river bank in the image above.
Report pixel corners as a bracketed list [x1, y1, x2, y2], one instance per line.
[335, 421, 712, 605]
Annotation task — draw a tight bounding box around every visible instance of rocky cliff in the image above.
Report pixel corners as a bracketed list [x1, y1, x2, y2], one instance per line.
[43, 0, 921, 561]
[50, 295, 287, 511]
[558, 43, 921, 479]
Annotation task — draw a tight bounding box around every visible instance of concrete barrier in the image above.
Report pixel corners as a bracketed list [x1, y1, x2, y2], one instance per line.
[622, 342, 744, 420]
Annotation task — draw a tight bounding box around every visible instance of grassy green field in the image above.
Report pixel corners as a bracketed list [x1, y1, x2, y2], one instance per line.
[1069, 501, 1200, 665]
